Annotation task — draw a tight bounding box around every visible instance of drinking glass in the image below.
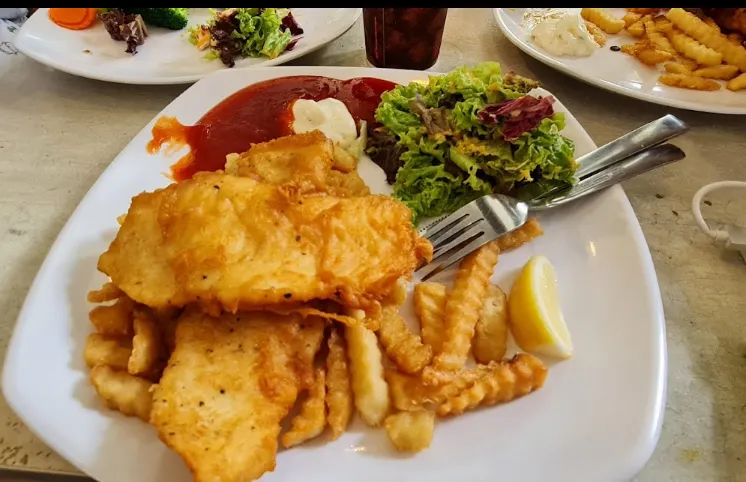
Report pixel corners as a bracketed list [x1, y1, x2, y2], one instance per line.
[363, 8, 448, 70]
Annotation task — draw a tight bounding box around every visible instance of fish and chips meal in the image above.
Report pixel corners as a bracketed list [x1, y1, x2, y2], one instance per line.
[83, 64, 575, 481]
[526, 7, 746, 92]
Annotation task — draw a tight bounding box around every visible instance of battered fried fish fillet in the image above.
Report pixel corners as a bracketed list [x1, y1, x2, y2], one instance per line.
[225, 130, 370, 197]
[97, 171, 432, 315]
[150, 309, 325, 482]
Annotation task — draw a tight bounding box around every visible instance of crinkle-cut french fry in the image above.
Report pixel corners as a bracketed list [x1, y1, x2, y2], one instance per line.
[665, 27, 723, 67]
[436, 354, 548, 417]
[644, 17, 676, 54]
[666, 8, 746, 71]
[422, 241, 500, 386]
[386, 365, 491, 411]
[87, 282, 124, 303]
[345, 324, 390, 426]
[621, 41, 648, 56]
[84, 333, 132, 370]
[637, 47, 674, 66]
[626, 15, 649, 38]
[622, 11, 641, 27]
[377, 305, 432, 374]
[413, 282, 447, 355]
[128, 309, 164, 379]
[384, 409, 435, 453]
[496, 218, 543, 253]
[653, 16, 674, 35]
[658, 73, 721, 91]
[580, 8, 625, 34]
[727, 73, 746, 91]
[694, 64, 740, 80]
[385, 369, 425, 412]
[89, 296, 135, 336]
[281, 368, 327, 448]
[677, 56, 699, 71]
[472, 285, 509, 364]
[89, 365, 153, 422]
[664, 61, 693, 74]
[326, 327, 353, 440]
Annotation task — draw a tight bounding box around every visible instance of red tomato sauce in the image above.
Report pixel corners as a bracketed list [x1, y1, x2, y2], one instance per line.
[147, 75, 398, 181]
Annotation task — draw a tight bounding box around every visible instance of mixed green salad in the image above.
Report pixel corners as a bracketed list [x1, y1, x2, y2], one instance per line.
[366, 62, 578, 223]
[97, 8, 301, 62]
[189, 8, 303, 68]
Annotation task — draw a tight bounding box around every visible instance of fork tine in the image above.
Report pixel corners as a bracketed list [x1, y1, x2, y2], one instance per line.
[418, 232, 491, 282]
[418, 202, 482, 242]
[432, 218, 485, 254]
[426, 212, 471, 245]
[432, 220, 486, 257]
[416, 194, 529, 281]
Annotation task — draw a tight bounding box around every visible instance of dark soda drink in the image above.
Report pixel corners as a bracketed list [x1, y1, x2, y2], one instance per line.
[363, 8, 448, 70]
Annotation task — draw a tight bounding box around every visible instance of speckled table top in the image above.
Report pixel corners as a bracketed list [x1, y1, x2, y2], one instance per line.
[1, 8, 745, 482]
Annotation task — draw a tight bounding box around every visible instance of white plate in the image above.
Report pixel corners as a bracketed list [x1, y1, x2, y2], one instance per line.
[494, 8, 746, 115]
[14, 8, 360, 84]
[1, 66, 666, 482]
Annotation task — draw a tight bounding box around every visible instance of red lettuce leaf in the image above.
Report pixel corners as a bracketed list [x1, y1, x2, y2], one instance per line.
[281, 12, 304, 35]
[100, 10, 148, 55]
[478, 95, 556, 141]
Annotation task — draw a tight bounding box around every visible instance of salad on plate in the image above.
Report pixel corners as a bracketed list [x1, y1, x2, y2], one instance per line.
[366, 61, 578, 223]
[46, 8, 303, 64]
[189, 8, 303, 67]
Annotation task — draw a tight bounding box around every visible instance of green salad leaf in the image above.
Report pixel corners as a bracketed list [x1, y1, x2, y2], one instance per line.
[393, 151, 485, 221]
[190, 8, 302, 67]
[366, 61, 577, 224]
[233, 8, 292, 59]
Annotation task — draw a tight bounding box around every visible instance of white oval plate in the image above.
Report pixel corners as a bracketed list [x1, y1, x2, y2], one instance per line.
[14, 8, 361, 84]
[494, 8, 746, 115]
[1, 66, 666, 482]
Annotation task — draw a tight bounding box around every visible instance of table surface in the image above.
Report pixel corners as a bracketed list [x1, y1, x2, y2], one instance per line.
[1, 8, 746, 482]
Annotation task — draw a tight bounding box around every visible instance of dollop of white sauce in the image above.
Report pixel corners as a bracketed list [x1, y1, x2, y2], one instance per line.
[530, 12, 600, 57]
[291, 98, 358, 149]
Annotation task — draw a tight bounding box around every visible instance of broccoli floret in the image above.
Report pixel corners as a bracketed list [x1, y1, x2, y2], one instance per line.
[121, 8, 188, 30]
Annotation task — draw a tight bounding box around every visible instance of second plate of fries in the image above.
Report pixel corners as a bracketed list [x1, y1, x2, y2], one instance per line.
[495, 8, 746, 114]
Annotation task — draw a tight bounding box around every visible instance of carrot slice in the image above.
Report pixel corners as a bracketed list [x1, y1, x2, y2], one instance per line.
[49, 8, 97, 30]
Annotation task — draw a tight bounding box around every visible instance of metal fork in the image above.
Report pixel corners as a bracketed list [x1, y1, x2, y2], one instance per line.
[575, 113, 688, 178]
[510, 114, 689, 204]
[415, 114, 689, 280]
[416, 142, 686, 281]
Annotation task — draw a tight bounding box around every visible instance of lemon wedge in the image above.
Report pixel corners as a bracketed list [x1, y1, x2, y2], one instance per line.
[508, 255, 573, 359]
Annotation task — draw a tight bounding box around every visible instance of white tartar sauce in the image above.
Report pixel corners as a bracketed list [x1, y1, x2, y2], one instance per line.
[530, 12, 600, 57]
[291, 98, 357, 149]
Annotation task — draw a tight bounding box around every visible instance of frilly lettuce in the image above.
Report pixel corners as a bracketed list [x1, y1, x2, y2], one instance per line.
[367, 61, 577, 223]
[393, 151, 485, 221]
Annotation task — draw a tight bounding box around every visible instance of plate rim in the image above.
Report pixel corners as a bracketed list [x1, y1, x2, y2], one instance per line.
[493, 7, 746, 115]
[1, 65, 668, 481]
[13, 8, 362, 85]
